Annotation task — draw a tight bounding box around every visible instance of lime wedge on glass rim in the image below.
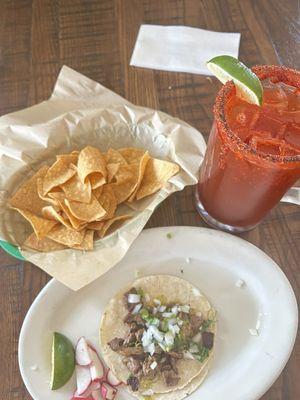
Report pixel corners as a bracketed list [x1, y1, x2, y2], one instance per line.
[51, 332, 75, 390]
[207, 55, 263, 106]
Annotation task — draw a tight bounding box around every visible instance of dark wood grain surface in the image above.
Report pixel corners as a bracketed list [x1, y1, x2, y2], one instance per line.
[0, 1, 299, 399]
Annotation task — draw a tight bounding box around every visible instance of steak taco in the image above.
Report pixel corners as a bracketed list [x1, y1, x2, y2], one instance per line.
[100, 275, 216, 399]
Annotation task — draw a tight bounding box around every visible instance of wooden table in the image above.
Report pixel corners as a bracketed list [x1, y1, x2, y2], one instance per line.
[0, 1, 299, 399]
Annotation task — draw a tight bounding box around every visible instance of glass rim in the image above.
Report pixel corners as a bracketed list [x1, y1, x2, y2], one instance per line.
[214, 64, 300, 164]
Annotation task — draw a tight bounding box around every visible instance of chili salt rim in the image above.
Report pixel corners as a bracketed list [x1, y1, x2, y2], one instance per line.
[214, 65, 300, 165]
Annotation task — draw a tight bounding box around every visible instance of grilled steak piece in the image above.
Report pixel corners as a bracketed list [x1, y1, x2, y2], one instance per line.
[162, 368, 180, 386]
[142, 357, 158, 379]
[135, 328, 144, 342]
[202, 332, 214, 349]
[123, 331, 136, 346]
[169, 357, 178, 373]
[124, 313, 145, 327]
[124, 357, 142, 374]
[190, 314, 203, 334]
[169, 351, 183, 359]
[108, 337, 124, 351]
[127, 375, 140, 391]
[119, 346, 145, 357]
[181, 321, 193, 338]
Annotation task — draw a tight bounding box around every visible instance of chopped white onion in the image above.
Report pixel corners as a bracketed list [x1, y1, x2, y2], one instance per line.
[183, 351, 195, 360]
[162, 312, 174, 318]
[149, 326, 164, 342]
[177, 319, 184, 327]
[128, 294, 141, 304]
[150, 361, 158, 370]
[147, 342, 155, 356]
[192, 332, 202, 344]
[142, 329, 153, 347]
[169, 324, 180, 335]
[153, 299, 161, 306]
[158, 305, 167, 313]
[164, 331, 175, 346]
[132, 303, 143, 314]
[171, 306, 179, 315]
[189, 344, 199, 353]
[180, 305, 190, 313]
[167, 318, 177, 326]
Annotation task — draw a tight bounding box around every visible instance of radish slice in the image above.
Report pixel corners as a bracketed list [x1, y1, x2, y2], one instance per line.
[91, 390, 102, 400]
[76, 365, 92, 395]
[88, 346, 105, 382]
[76, 337, 93, 366]
[106, 369, 122, 386]
[74, 381, 101, 398]
[101, 382, 118, 400]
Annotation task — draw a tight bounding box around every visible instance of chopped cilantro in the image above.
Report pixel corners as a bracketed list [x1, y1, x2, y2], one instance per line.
[137, 287, 145, 298]
[140, 308, 150, 320]
[200, 319, 216, 331]
[194, 346, 209, 363]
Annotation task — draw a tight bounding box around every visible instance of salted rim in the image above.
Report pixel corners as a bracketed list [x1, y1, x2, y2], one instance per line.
[214, 65, 300, 165]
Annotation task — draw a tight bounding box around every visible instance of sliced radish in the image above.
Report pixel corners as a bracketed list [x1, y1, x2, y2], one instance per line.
[74, 381, 101, 398]
[106, 369, 122, 386]
[101, 382, 118, 400]
[72, 396, 93, 400]
[76, 365, 92, 395]
[88, 346, 105, 382]
[76, 337, 93, 366]
[91, 390, 102, 400]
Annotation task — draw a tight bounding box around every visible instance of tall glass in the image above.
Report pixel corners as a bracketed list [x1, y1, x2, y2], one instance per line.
[196, 65, 300, 232]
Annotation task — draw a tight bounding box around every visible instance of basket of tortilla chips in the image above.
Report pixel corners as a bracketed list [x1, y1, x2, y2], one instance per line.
[0, 66, 206, 290]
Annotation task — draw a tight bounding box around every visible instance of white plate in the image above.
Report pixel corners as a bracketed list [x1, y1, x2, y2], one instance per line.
[19, 227, 298, 400]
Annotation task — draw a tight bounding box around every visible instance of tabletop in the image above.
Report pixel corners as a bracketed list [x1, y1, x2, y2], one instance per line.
[0, 1, 299, 399]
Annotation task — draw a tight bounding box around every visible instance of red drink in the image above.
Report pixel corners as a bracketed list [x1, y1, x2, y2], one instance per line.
[196, 66, 300, 232]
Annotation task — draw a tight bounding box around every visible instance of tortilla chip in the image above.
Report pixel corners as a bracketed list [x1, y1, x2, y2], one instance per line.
[23, 233, 67, 252]
[9, 165, 49, 215]
[77, 146, 107, 189]
[60, 200, 87, 230]
[43, 159, 76, 194]
[127, 151, 150, 202]
[16, 209, 58, 239]
[47, 225, 86, 246]
[36, 178, 60, 207]
[110, 164, 140, 204]
[98, 185, 117, 220]
[56, 151, 79, 165]
[86, 221, 105, 230]
[92, 185, 104, 199]
[61, 172, 92, 203]
[105, 148, 127, 165]
[107, 163, 120, 183]
[71, 230, 94, 250]
[65, 195, 106, 222]
[42, 205, 72, 229]
[97, 215, 132, 238]
[119, 148, 146, 163]
[136, 158, 180, 200]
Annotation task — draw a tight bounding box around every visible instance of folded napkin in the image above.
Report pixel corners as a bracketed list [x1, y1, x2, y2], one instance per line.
[130, 25, 241, 75]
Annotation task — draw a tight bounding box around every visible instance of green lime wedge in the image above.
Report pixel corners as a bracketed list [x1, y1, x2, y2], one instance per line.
[51, 332, 75, 390]
[207, 55, 263, 106]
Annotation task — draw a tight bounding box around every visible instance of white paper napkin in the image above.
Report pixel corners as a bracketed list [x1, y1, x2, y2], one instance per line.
[130, 25, 241, 75]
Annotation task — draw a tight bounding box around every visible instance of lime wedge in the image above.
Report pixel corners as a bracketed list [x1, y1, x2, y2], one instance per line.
[51, 332, 75, 390]
[207, 55, 263, 106]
